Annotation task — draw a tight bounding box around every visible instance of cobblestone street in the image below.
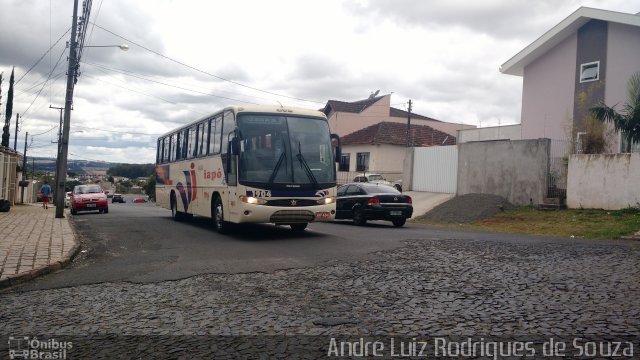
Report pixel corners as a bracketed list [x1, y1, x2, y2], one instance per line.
[2, 237, 639, 338]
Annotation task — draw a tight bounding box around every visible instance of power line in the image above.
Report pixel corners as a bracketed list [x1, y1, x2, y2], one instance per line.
[90, 22, 324, 104]
[15, 27, 71, 85]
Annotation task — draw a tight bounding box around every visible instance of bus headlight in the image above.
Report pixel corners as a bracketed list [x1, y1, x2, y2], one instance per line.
[318, 197, 335, 205]
[239, 195, 266, 205]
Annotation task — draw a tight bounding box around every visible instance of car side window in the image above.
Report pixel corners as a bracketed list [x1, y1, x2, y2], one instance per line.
[337, 186, 347, 196]
[345, 185, 360, 196]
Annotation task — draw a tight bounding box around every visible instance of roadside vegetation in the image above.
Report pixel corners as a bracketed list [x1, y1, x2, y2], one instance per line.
[415, 206, 640, 240]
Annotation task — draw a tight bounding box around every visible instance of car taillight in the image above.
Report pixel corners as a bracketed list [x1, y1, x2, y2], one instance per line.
[406, 196, 412, 204]
[367, 196, 380, 205]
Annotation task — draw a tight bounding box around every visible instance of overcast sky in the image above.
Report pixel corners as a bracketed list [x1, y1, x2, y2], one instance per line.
[0, 0, 638, 164]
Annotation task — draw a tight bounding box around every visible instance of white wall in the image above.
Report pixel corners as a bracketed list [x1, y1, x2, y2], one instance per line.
[567, 153, 640, 209]
[341, 144, 406, 173]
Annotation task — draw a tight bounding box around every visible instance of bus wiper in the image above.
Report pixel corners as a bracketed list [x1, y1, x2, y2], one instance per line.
[268, 141, 287, 185]
[296, 141, 319, 188]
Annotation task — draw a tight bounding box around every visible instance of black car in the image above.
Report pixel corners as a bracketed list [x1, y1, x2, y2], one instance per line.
[112, 193, 126, 203]
[336, 183, 413, 227]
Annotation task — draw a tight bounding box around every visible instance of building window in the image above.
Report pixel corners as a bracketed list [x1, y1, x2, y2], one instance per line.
[356, 152, 369, 172]
[580, 61, 599, 83]
[339, 153, 350, 171]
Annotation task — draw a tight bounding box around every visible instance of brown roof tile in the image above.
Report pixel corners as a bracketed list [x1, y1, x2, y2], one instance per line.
[341, 122, 456, 147]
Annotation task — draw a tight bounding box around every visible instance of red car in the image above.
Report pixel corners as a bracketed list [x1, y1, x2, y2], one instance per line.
[70, 185, 109, 215]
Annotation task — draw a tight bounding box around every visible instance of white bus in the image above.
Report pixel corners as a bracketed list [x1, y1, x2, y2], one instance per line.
[155, 105, 341, 232]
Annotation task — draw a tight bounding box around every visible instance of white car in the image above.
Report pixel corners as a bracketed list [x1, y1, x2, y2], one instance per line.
[353, 174, 403, 192]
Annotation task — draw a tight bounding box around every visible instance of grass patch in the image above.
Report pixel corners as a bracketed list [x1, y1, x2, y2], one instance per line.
[416, 206, 640, 240]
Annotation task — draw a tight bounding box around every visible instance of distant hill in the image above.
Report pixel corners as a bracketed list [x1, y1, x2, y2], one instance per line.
[29, 157, 119, 175]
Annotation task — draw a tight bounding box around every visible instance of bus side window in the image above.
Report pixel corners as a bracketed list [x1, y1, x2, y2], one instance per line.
[162, 136, 169, 163]
[197, 122, 206, 157]
[187, 126, 197, 159]
[181, 129, 189, 160]
[169, 135, 176, 162]
[209, 115, 222, 155]
[156, 139, 162, 164]
[174, 132, 181, 161]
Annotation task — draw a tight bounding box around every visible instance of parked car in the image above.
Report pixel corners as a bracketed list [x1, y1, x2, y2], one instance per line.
[70, 184, 109, 215]
[353, 173, 403, 192]
[112, 194, 125, 203]
[132, 197, 147, 203]
[336, 182, 413, 227]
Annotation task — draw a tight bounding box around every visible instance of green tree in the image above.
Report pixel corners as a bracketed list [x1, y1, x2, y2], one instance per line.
[590, 72, 640, 153]
[143, 175, 156, 201]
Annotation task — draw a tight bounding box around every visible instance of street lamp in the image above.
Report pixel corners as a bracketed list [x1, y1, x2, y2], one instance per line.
[85, 44, 129, 51]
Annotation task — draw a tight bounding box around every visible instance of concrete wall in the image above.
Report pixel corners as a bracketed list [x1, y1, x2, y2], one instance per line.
[567, 153, 640, 210]
[457, 139, 550, 206]
[0, 148, 19, 205]
[457, 124, 522, 143]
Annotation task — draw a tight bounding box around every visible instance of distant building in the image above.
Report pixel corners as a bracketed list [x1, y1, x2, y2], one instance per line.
[501, 7, 640, 153]
[322, 94, 474, 138]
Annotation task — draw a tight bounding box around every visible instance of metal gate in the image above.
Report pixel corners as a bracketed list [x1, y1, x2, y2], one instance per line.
[412, 145, 458, 193]
[546, 139, 569, 199]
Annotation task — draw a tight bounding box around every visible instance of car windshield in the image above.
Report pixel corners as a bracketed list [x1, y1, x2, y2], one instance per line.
[368, 175, 384, 181]
[74, 185, 103, 194]
[362, 184, 399, 194]
[237, 114, 335, 187]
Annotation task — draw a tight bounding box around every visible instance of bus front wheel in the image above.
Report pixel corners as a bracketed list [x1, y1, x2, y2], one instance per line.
[171, 192, 184, 221]
[213, 197, 229, 234]
[290, 223, 308, 232]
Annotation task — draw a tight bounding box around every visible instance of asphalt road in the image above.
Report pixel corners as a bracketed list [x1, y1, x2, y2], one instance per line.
[16, 199, 426, 289]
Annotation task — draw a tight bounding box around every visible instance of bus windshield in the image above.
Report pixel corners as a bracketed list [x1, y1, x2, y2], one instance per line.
[237, 114, 335, 188]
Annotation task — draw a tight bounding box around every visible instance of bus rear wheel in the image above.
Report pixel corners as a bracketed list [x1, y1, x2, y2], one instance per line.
[290, 223, 307, 232]
[212, 197, 229, 234]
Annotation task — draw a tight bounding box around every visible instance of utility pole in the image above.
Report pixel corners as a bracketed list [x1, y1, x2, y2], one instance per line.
[20, 132, 28, 204]
[13, 113, 19, 150]
[50, 105, 64, 201]
[405, 99, 412, 147]
[55, 0, 79, 218]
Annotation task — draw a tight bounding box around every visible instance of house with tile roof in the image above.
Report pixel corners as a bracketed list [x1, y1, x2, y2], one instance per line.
[337, 122, 456, 178]
[501, 7, 640, 153]
[322, 94, 474, 139]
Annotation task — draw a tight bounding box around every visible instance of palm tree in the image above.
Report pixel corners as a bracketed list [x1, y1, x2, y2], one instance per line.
[590, 72, 640, 153]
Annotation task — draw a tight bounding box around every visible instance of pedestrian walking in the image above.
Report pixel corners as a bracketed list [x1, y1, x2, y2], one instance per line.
[40, 181, 53, 209]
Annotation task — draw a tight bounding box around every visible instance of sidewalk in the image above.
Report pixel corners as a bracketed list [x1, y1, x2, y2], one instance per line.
[0, 203, 79, 289]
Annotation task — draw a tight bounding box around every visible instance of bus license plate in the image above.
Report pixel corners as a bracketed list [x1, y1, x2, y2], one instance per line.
[315, 211, 331, 219]
[390, 211, 402, 216]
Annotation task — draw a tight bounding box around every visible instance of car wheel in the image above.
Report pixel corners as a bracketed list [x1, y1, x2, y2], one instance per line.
[212, 196, 229, 234]
[104, 207, 109, 214]
[170, 192, 184, 221]
[352, 208, 367, 226]
[392, 218, 406, 227]
[290, 223, 307, 232]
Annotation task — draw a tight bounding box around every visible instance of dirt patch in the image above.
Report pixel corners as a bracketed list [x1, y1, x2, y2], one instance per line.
[416, 193, 515, 223]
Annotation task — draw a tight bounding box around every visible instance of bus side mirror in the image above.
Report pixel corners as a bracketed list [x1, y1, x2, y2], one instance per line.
[230, 138, 240, 155]
[331, 134, 341, 163]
